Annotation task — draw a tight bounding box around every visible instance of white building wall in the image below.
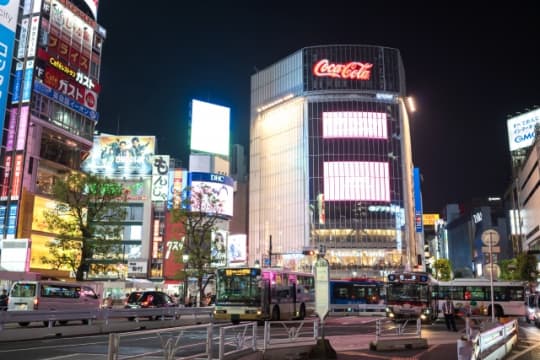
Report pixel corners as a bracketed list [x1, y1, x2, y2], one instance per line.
[519, 143, 540, 251]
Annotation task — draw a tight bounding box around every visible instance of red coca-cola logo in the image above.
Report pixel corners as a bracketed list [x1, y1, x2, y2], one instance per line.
[313, 59, 373, 80]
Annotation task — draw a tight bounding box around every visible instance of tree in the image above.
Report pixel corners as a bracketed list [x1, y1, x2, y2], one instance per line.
[433, 258, 453, 280]
[516, 253, 538, 284]
[170, 184, 227, 306]
[41, 172, 127, 281]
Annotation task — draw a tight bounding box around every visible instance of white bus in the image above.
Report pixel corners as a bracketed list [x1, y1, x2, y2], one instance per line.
[8, 280, 101, 326]
[214, 267, 315, 323]
[434, 278, 526, 318]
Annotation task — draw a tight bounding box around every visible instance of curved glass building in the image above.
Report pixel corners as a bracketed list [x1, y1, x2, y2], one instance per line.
[249, 45, 415, 278]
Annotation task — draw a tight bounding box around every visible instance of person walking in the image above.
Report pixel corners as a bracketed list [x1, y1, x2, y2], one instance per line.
[442, 295, 458, 331]
[0, 289, 8, 311]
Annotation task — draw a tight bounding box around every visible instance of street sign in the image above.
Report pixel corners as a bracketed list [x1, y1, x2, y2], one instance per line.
[483, 263, 500, 279]
[482, 246, 500, 253]
[314, 257, 329, 321]
[481, 229, 500, 247]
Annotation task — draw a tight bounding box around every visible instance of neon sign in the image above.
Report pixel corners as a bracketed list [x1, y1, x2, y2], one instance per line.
[313, 59, 373, 80]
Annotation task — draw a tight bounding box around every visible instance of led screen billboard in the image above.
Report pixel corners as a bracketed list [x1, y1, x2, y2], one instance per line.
[323, 161, 390, 202]
[189, 172, 234, 217]
[190, 99, 230, 156]
[322, 111, 388, 139]
[82, 135, 155, 178]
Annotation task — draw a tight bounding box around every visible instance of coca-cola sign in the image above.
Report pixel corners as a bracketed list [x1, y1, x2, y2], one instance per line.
[313, 59, 373, 80]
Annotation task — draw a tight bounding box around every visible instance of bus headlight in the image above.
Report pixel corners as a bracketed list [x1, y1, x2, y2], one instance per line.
[214, 309, 227, 314]
[420, 314, 427, 320]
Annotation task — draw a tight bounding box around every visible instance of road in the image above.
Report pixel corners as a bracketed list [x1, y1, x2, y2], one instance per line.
[0, 316, 538, 359]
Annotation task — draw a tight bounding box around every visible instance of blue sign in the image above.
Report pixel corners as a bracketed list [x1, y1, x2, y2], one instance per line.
[0, 0, 20, 146]
[0, 203, 18, 237]
[413, 167, 423, 233]
[10, 64, 22, 103]
[33, 81, 99, 121]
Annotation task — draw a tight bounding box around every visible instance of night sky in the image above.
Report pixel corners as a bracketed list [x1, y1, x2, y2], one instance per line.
[94, 2, 540, 213]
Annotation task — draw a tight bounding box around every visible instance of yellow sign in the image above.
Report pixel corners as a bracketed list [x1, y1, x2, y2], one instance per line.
[225, 268, 251, 276]
[423, 213, 440, 226]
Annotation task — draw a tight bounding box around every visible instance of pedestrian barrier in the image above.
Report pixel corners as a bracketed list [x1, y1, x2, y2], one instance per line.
[106, 319, 318, 360]
[329, 303, 386, 316]
[370, 317, 428, 350]
[107, 323, 213, 360]
[458, 318, 518, 360]
[0, 307, 213, 332]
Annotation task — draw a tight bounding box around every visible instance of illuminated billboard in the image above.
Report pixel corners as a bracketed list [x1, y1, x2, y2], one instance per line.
[322, 111, 388, 139]
[507, 108, 540, 151]
[189, 172, 234, 217]
[323, 161, 390, 202]
[190, 99, 230, 156]
[82, 135, 155, 178]
[0, 0, 20, 146]
[0, 239, 31, 272]
[227, 234, 247, 264]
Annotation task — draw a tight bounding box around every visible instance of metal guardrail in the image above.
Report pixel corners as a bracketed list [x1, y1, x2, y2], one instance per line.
[458, 318, 519, 360]
[374, 317, 422, 341]
[108, 323, 213, 360]
[0, 307, 214, 331]
[106, 319, 318, 360]
[329, 303, 386, 316]
[262, 319, 319, 351]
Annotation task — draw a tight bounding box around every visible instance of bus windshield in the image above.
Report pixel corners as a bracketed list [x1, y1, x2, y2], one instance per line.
[387, 283, 429, 303]
[216, 268, 261, 305]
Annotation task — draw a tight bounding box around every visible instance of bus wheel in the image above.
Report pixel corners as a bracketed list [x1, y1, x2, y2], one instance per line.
[271, 306, 280, 321]
[18, 322, 30, 327]
[298, 304, 306, 320]
[488, 305, 504, 317]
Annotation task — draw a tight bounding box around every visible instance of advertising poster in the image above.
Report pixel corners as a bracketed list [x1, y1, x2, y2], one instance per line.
[227, 234, 247, 264]
[189, 172, 234, 217]
[82, 135, 155, 178]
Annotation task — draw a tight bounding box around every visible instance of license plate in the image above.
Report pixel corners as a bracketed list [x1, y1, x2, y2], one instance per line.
[16, 304, 28, 310]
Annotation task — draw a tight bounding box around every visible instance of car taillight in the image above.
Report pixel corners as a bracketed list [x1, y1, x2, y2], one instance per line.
[34, 298, 39, 310]
[141, 300, 149, 307]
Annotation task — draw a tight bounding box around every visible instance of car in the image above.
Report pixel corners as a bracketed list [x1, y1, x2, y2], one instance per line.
[124, 291, 177, 321]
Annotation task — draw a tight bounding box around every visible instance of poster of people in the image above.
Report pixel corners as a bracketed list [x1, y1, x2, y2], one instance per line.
[227, 234, 247, 264]
[82, 135, 155, 178]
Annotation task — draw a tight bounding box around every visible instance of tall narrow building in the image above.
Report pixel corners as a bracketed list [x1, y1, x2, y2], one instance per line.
[0, 0, 105, 277]
[249, 45, 416, 278]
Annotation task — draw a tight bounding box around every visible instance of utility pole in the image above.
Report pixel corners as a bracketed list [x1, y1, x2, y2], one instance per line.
[268, 235, 272, 267]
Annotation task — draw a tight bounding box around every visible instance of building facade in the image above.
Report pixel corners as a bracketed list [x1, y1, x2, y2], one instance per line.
[249, 45, 417, 278]
[0, 0, 105, 276]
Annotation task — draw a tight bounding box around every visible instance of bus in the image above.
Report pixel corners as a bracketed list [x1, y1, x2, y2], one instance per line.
[330, 278, 385, 308]
[385, 271, 438, 322]
[434, 278, 526, 318]
[214, 267, 315, 323]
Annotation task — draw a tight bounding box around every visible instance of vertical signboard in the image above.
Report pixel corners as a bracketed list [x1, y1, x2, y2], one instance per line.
[152, 155, 170, 201]
[0, 0, 21, 145]
[413, 167, 423, 233]
[314, 256, 330, 321]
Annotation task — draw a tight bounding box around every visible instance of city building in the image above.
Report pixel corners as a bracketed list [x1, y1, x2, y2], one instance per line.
[0, 0, 106, 276]
[249, 45, 417, 278]
[436, 198, 511, 278]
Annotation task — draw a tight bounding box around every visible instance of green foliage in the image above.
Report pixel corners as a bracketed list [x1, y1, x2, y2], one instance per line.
[498, 258, 519, 280]
[516, 253, 538, 282]
[433, 258, 453, 281]
[41, 172, 126, 280]
[169, 185, 227, 305]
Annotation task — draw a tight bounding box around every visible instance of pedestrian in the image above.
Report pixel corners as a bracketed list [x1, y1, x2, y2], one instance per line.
[0, 289, 8, 311]
[442, 295, 457, 331]
[103, 293, 113, 309]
